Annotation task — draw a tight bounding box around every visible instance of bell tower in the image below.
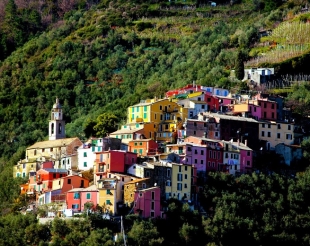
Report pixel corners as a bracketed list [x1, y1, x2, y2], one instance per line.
[49, 98, 65, 140]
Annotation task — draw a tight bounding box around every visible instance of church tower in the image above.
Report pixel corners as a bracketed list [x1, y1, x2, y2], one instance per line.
[49, 98, 65, 140]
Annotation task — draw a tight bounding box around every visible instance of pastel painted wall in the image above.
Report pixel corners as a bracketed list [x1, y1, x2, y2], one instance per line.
[134, 187, 161, 218]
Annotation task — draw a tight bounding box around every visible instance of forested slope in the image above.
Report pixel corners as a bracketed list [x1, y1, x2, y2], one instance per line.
[0, 0, 308, 164]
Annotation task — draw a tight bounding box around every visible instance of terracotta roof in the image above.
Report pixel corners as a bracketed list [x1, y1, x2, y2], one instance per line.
[27, 137, 81, 149]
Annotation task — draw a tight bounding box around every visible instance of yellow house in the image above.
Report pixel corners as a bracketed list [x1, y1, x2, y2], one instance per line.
[123, 178, 151, 207]
[165, 163, 192, 201]
[109, 122, 156, 144]
[259, 121, 295, 150]
[13, 159, 38, 179]
[97, 178, 120, 215]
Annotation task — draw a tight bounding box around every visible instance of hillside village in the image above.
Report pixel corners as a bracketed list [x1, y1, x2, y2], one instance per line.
[13, 72, 307, 218]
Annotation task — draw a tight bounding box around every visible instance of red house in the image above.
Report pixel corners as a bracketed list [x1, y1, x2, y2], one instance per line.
[259, 99, 277, 120]
[29, 168, 68, 194]
[94, 150, 137, 182]
[204, 93, 220, 112]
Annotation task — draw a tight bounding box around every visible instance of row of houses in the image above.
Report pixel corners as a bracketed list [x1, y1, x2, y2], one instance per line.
[14, 80, 306, 217]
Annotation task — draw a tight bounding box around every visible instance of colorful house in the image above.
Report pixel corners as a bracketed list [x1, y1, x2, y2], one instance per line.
[93, 150, 137, 183]
[165, 163, 192, 201]
[134, 186, 162, 218]
[77, 137, 121, 171]
[28, 168, 68, 195]
[124, 178, 152, 207]
[184, 136, 223, 172]
[222, 140, 241, 175]
[66, 185, 98, 212]
[259, 121, 295, 150]
[97, 178, 121, 215]
[258, 99, 277, 120]
[128, 139, 158, 156]
[185, 116, 221, 140]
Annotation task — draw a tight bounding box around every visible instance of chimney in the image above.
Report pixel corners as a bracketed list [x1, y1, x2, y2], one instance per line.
[245, 139, 247, 146]
[237, 139, 240, 146]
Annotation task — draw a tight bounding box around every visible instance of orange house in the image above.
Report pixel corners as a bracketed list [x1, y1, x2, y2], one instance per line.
[28, 168, 68, 195]
[128, 139, 158, 157]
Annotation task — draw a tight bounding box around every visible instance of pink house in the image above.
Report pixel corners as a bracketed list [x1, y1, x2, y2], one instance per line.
[66, 185, 98, 212]
[249, 103, 261, 120]
[134, 186, 161, 218]
[183, 143, 207, 174]
[239, 143, 253, 174]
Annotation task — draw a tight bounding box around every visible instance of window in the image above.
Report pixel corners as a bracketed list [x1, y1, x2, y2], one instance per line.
[177, 174, 183, 181]
[212, 162, 215, 167]
[187, 146, 192, 151]
[254, 107, 256, 112]
[286, 134, 292, 140]
[268, 124, 271, 128]
[185, 174, 188, 179]
[86, 193, 91, 199]
[272, 112, 275, 118]
[179, 166, 182, 172]
[151, 201, 155, 210]
[225, 153, 228, 158]
[184, 183, 188, 188]
[144, 106, 147, 111]
[277, 124, 281, 129]
[67, 179, 71, 184]
[42, 148, 45, 152]
[208, 161, 211, 167]
[159, 105, 162, 110]
[264, 103, 267, 108]
[217, 152, 220, 159]
[194, 149, 198, 154]
[193, 131, 196, 135]
[267, 132, 271, 137]
[261, 131, 265, 137]
[83, 152, 87, 157]
[271, 104, 274, 109]
[288, 125, 291, 130]
[74, 192, 80, 199]
[146, 171, 150, 177]
[247, 151, 251, 156]
[142, 183, 146, 188]
[194, 159, 197, 164]
[151, 211, 155, 217]
[264, 112, 266, 118]
[200, 160, 204, 164]
[84, 162, 87, 167]
[167, 169, 171, 178]
[262, 123, 265, 128]
[166, 180, 171, 186]
[177, 183, 182, 191]
[247, 161, 251, 166]
[72, 204, 79, 209]
[106, 189, 110, 195]
[106, 200, 112, 205]
[152, 191, 155, 200]
[277, 133, 281, 139]
[53, 173, 56, 178]
[209, 150, 212, 158]
[215, 132, 219, 137]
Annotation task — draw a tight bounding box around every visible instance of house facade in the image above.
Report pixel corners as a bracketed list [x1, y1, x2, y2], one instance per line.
[128, 139, 158, 156]
[134, 187, 161, 218]
[259, 121, 295, 150]
[97, 178, 121, 215]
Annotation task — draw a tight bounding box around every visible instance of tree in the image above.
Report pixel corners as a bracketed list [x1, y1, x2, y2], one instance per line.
[93, 113, 118, 137]
[127, 220, 164, 246]
[235, 50, 244, 80]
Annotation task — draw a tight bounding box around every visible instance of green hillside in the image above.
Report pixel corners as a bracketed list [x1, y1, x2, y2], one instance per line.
[0, 0, 309, 163]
